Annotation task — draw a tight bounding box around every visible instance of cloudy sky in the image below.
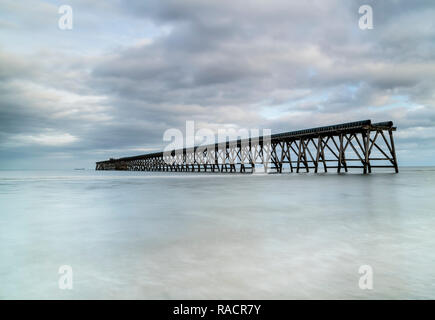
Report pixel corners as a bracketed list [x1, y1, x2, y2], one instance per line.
[0, 0, 434, 169]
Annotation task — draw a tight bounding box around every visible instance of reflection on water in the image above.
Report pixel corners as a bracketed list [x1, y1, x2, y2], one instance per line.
[0, 168, 434, 299]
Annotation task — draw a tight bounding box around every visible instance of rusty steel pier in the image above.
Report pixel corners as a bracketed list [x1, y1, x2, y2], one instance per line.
[96, 120, 398, 174]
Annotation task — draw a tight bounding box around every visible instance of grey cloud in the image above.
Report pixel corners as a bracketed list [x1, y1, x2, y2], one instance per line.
[0, 0, 434, 168]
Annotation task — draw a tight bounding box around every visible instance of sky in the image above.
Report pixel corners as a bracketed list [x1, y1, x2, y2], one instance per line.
[0, 0, 434, 169]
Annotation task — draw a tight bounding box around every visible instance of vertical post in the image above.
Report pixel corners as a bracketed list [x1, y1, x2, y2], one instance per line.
[225, 144, 229, 172]
[389, 129, 399, 173]
[302, 140, 309, 172]
[315, 136, 321, 173]
[278, 142, 283, 173]
[288, 141, 293, 173]
[321, 138, 327, 173]
[193, 149, 196, 172]
[343, 134, 348, 173]
[249, 140, 254, 173]
[363, 130, 371, 174]
[260, 142, 264, 173]
[215, 144, 219, 172]
[338, 133, 343, 173]
[296, 138, 303, 173]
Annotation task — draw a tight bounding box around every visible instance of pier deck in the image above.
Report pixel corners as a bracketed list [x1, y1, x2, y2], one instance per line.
[96, 120, 398, 174]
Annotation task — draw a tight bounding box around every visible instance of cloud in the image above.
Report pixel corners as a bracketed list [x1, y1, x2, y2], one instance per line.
[8, 132, 78, 147]
[0, 0, 434, 168]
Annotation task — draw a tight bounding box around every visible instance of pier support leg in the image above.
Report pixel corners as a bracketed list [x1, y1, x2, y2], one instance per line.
[315, 136, 321, 173]
[363, 130, 371, 174]
[296, 139, 303, 173]
[338, 134, 343, 173]
[389, 129, 399, 173]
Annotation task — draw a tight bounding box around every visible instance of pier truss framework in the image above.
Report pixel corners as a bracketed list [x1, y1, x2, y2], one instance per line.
[96, 120, 398, 174]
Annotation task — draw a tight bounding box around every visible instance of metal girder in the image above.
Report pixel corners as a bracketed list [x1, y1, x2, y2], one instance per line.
[96, 120, 399, 174]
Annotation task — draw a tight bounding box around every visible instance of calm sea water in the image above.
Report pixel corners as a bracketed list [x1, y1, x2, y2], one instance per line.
[0, 168, 434, 299]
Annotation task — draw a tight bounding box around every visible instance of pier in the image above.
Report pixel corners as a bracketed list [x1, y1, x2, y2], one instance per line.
[96, 120, 398, 174]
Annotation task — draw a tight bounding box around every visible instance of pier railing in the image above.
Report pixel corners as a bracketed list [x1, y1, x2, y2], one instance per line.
[96, 120, 398, 174]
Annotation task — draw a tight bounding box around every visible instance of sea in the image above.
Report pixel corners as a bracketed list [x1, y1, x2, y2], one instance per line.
[0, 167, 434, 299]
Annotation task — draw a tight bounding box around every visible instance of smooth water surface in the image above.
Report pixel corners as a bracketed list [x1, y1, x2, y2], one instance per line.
[0, 168, 434, 299]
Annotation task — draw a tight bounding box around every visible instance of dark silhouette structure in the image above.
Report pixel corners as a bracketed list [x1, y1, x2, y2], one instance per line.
[96, 120, 398, 174]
